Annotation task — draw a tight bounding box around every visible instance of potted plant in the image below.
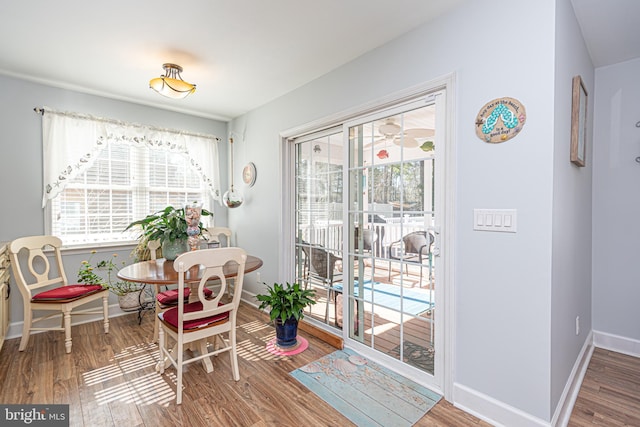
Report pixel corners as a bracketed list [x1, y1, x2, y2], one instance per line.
[256, 282, 316, 348]
[124, 205, 213, 261]
[77, 251, 148, 311]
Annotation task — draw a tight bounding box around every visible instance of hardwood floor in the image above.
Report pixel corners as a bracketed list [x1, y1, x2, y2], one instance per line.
[0, 303, 488, 426]
[568, 347, 640, 426]
[2, 304, 637, 426]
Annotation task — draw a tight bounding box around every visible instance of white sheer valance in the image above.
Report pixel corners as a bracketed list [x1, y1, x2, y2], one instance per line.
[41, 107, 221, 207]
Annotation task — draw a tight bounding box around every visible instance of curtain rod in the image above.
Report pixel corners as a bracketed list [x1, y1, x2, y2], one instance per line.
[33, 106, 220, 141]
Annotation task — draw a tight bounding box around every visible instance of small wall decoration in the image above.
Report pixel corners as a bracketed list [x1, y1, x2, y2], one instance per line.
[475, 97, 526, 143]
[242, 162, 257, 187]
[570, 75, 588, 167]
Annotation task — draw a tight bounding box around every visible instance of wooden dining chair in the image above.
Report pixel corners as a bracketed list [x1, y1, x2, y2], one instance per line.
[8, 235, 109, 353]
[147, 239, 161, 260]
[205, 226, 238, 297]
[156, 247, 247, 404]
[147, 239, 169, 342]
[149, 238, 214, 342]
[206, 226, 233, 248]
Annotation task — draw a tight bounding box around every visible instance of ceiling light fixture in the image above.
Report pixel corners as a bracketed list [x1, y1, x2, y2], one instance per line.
[149, 63, 196, 99]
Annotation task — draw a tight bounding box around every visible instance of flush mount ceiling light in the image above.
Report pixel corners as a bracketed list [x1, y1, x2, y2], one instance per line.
[149, 63, 196, 99]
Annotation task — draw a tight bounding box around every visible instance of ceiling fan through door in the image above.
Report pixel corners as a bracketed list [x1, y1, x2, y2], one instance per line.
[366, 117, 434, 150]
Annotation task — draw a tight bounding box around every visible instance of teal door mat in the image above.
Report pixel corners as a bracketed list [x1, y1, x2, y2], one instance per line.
[290, 348, 441, 426]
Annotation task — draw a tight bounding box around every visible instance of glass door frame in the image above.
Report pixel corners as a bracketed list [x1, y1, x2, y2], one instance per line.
[280, 74, 455, 399]
[341, 92, 446, 392]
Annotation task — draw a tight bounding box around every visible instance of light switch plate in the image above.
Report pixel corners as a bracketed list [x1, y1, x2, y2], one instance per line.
[474, 209, 517, 232]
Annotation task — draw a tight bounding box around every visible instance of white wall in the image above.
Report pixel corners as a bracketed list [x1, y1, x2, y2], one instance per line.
[550, 0, 595, 418]
[0, 74, 228, 326]
[592, 57, 640, 345]
[230, 0, 558, 422]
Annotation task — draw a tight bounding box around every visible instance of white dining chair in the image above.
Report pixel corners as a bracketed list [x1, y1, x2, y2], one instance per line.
[156, 247, 247, 404]
[8, 235, 110, 353]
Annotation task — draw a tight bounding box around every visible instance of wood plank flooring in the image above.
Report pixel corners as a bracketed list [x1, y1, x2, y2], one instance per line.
[1, 304, 637, 426]
[0, 303, 488, 427]
[568, 347, 640, 426]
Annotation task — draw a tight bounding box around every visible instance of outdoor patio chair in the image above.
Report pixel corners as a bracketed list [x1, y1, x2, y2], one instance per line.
[354, 226, 379, 278]
[300, 244, 342, 324]
[387, 230, 434, 285]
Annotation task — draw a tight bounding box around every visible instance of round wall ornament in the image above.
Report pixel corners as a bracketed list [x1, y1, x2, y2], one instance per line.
[242, 162, 257, 187]
[475, 97, 526, 143]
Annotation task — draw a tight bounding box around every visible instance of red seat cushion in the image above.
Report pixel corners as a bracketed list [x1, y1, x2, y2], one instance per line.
[161, 302, 229, 330]
[32, 284, 104, 301]
[156, 287, 213, 305]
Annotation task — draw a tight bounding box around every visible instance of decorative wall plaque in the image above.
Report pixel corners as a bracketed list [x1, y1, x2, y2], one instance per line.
[242, 162, 257, 187]
[475, 97, 526, 143]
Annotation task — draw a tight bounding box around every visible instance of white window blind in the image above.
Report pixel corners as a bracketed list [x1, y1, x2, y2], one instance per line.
[41, 108, 220, 246]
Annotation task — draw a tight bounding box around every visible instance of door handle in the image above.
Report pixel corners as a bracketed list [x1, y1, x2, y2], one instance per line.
[430, 226, 441, 257]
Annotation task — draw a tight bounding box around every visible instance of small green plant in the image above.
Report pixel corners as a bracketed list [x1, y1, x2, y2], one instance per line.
[77, 251, 142, 296]
[256, 282, 316, 322]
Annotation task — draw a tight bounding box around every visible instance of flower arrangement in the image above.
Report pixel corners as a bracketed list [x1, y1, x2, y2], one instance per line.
[77, 251, 142, 296]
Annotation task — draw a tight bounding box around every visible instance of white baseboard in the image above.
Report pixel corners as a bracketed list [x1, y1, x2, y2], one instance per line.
[453, 383, 551, 427]
[552, 332, 594, 427]
[453, 332, 596, 427]
[6, 303, 138, 341]
[593, 330, 640, 358]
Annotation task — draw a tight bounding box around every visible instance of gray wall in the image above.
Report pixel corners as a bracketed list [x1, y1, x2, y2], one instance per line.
[550, 0, 594, 415]
[0, 74, 228, 326]
[592, 57, 640, 344]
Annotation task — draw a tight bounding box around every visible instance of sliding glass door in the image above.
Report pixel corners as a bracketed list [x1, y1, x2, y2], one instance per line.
[291, 90, 447, 391]
[345, 94, 444, 392]
[294, 128, 345, 327]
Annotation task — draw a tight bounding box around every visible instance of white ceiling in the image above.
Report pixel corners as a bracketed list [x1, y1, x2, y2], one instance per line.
[1, 1, 637, 122]
[571, 0, 640, 68]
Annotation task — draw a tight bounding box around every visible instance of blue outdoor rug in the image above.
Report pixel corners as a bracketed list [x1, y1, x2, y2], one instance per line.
[290, 348, 442, 426]
[334, 281, 434, 316]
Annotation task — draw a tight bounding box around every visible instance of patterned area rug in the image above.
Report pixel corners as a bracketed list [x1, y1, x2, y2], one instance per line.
[290, 348, 441, 426]
[390, 341, 435, 373]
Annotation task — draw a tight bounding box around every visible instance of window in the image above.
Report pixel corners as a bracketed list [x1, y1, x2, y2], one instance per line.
[42, 109, 220, 246]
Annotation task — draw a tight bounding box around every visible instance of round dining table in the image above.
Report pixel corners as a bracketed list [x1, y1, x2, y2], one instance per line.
[117, 254, 263, 285]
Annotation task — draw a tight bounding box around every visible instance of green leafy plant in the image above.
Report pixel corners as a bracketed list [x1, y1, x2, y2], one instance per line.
[124, 205, 213, 246]
[77, 251, 142, 296]
[256, 282, 316, 322]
